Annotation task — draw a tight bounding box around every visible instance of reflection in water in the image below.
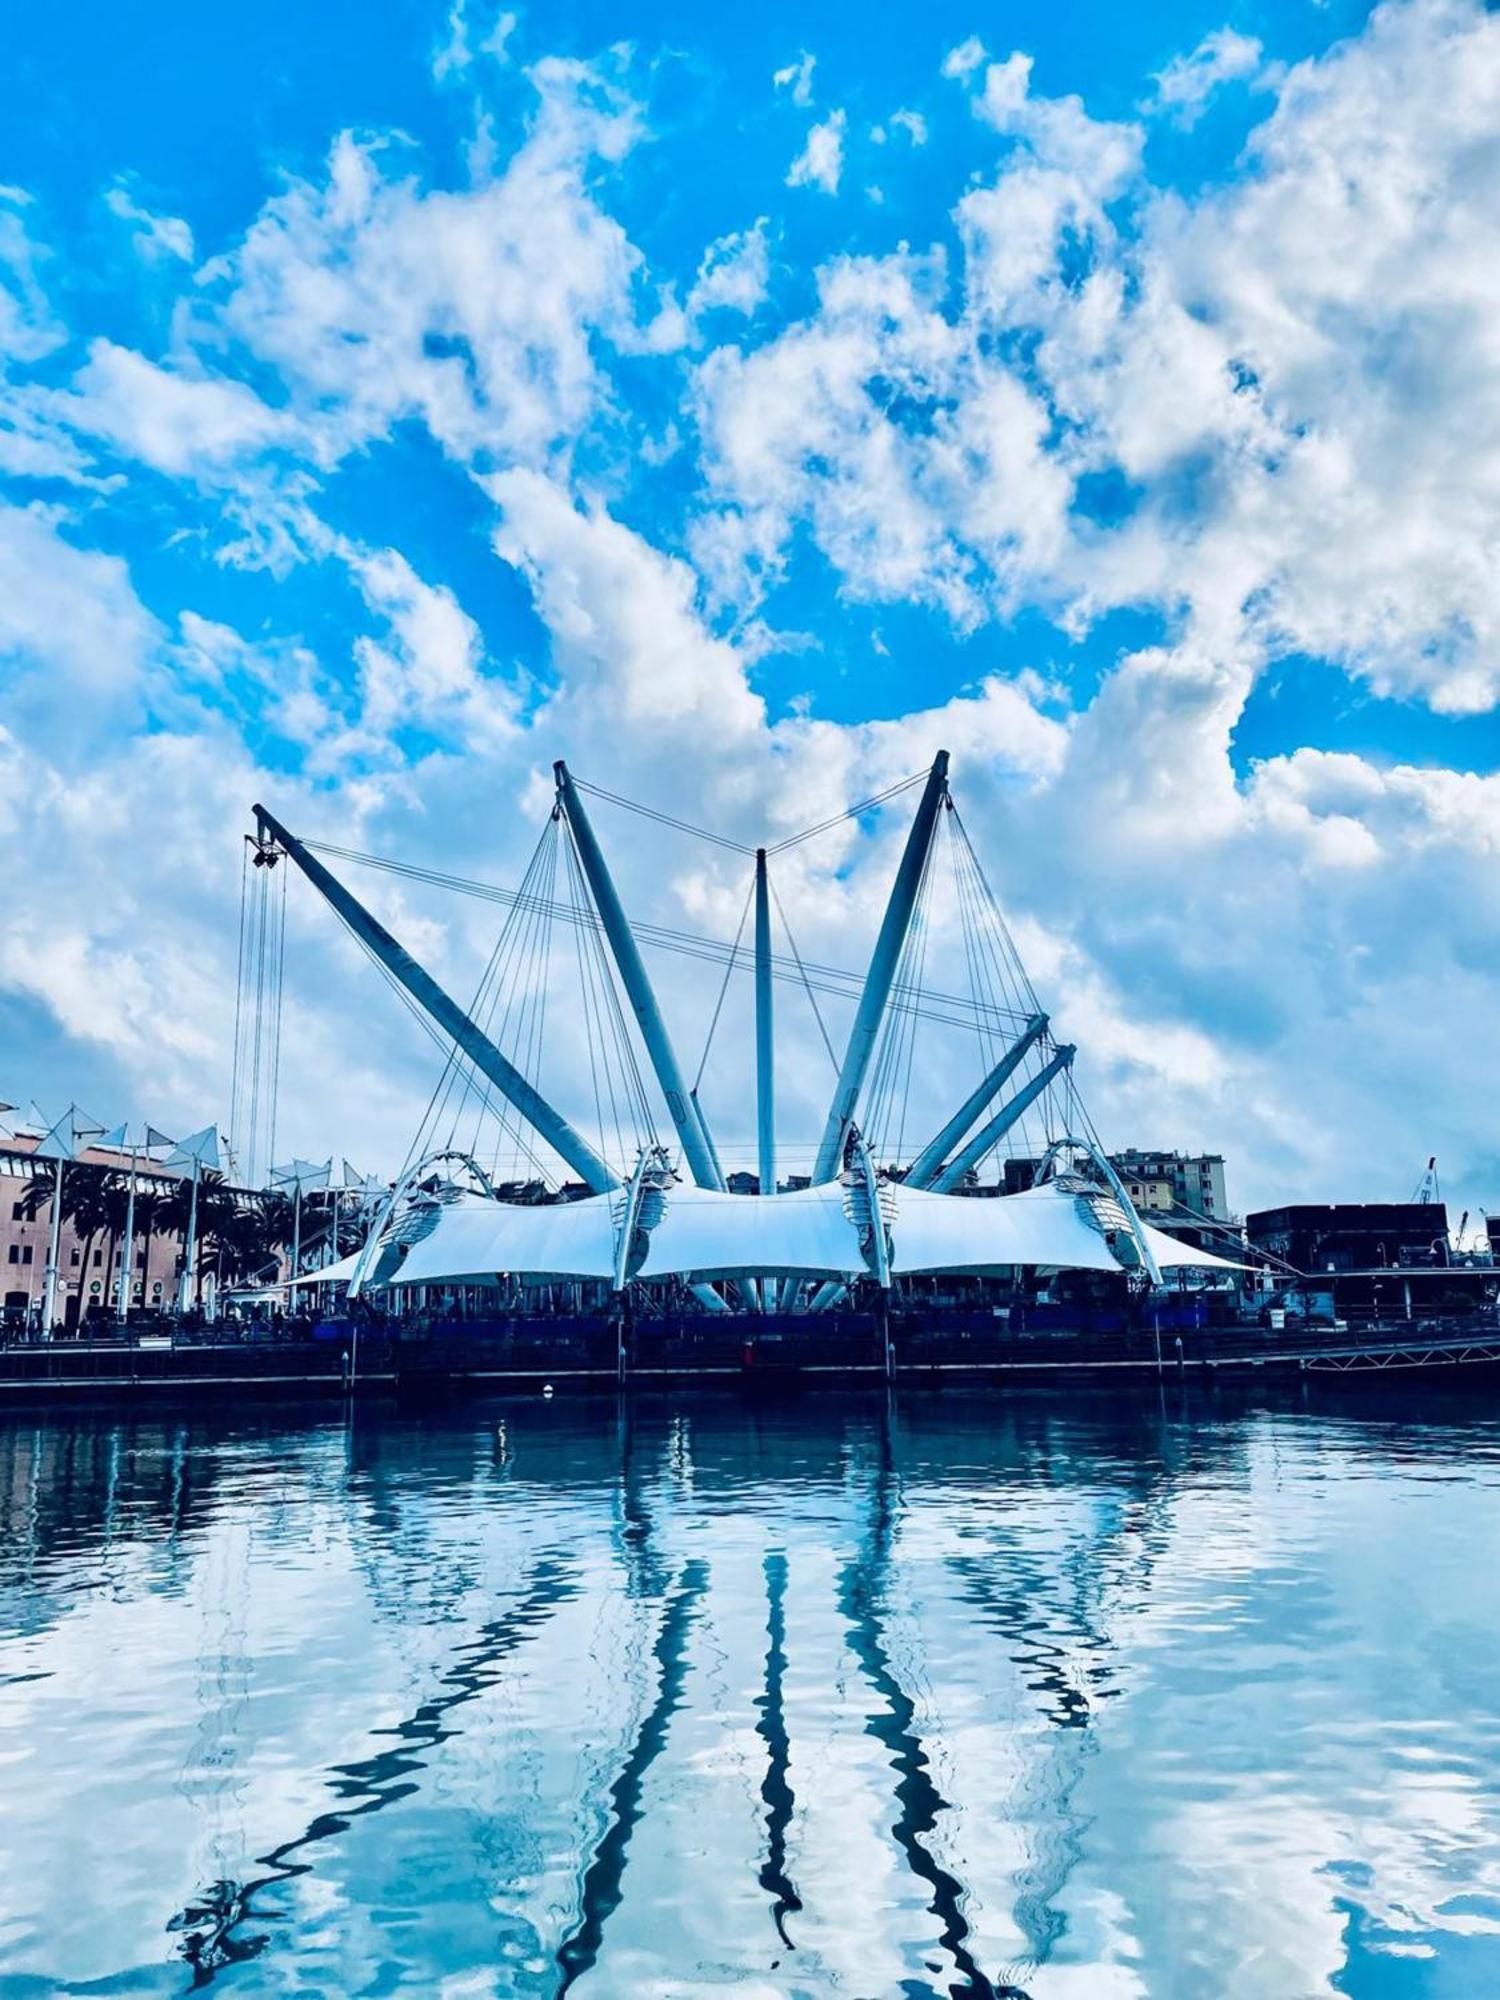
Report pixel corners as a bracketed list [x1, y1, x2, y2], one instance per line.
[1, 1386, 1499, 1997]
[838, 1420, 1029, 2000]
[170, 1550, 581, 1984]
[756, 1549, 802, 1950]
[556, 1559, 708, 1991]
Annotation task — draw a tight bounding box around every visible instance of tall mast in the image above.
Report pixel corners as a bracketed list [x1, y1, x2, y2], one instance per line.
[904, 1013, 1049, 1189]
[553, 762, 725, 1191]
[810, 751, 949, 1185]
[253, 804, 618, 1195]
[929, 1045, 1075, 1193]
[755, 849, 775, 1197]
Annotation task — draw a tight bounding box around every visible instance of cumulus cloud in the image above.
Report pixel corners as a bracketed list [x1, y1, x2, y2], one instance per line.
[0, 191, 65, 365]
[685, 220, 771, 321]
[59, 339, 288, 476]
[433, 0, 516, 80]
[204, 56, 646, 471]
[787, 110, 846, 194]
[7, 1, 1500, 1218]
[1149, 27, 1265, 127]
[773, 52, 816, 108]
[103, 183, 194, 264]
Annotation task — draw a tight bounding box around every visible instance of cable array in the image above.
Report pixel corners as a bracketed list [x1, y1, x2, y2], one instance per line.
[253, 761, 1086, 1213]
[228, 840, 287, 1189]
[303, 840, 1029, 1041]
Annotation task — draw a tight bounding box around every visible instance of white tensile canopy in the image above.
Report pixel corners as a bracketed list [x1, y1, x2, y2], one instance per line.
[1140, 1225, 1249, 1271]
[284, 1248, 366, 1289]
[887, 1182, 1125, 1276]
[390, 1192, 619, 1285]
[370, 1179, 1246, 1289]
[634, 1183, 868, 1283]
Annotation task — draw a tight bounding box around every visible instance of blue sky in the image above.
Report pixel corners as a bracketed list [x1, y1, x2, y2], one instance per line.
[4, 0, 1500, 1213]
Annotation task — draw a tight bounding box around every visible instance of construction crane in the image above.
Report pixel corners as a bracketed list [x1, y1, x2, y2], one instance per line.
[1411, 1156, 1440, 1205]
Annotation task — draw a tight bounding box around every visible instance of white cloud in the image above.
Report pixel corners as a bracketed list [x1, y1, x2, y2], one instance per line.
[1150, 27, 1265, 127]
[0, 191, 64, 365]
[207, 57, 645, 472]
[942, 36, 987, 81]
[891, 109, 929, 145]
[787, 110, 846, 195]
[773, 52, 816, 108]
[104, 183, 194, 264]
[59, 339, 288, 476]
[10, 1, 1500, 1221]
[686, 220, 770, 321]
[433, 0, 517, 80]
[0, 503, 159, 721]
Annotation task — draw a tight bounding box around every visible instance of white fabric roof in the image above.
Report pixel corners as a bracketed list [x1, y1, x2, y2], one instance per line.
[635, 1182, 867, 1281]
[390, 1192, 619, 1285]
[889, 1182, 1123, 1275]
[364, 1179, 1249, 1290]
[285, 1248, 365, 1289]
[1142, 1225, 1250, 1272]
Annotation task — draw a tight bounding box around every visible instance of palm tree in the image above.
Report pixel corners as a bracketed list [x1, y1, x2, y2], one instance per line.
[66, 1170, 119, 1326]
[20, 1162, 119, 1328]
[159, 1170, 236, 1309]
[129, 1181, 170, 1312]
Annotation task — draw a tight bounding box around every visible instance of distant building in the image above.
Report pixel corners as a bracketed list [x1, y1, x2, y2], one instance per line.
[1, 1133, 187, 1326]
[1112, 1150, 1230, 1221]
[1246, 1203, 1450, 1273]
[1004, 1149, 1230, 1222]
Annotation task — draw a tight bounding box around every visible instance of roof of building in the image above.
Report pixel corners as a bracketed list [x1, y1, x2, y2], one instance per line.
[379, 1178, 1242, 1289]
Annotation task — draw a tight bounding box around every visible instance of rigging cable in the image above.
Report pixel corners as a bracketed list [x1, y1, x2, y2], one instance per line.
[764, 771, 925, 855]
[693, 873, 755, 1096]
[768, 876, 840, 1080]
[265, 859, 287, 1182]
[228, 838, 251, 1173]
[298, 841, 1028, 1039]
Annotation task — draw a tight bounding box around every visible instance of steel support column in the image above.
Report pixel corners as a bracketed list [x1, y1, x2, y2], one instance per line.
[553, 763, 725, 1191]
[755, 849, 775, 1199]
[904, 1013, 1049, 1189]
[253, 804, 618, 1195]
[811, 752, 949, 1186]
[930, 1045, 1075, 1193]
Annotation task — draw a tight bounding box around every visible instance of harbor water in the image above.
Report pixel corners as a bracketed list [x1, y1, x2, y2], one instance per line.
[2, 1384, 1500, 1997]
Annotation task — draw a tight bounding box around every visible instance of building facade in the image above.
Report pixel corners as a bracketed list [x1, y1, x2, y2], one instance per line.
[1246, 1203, 1451, 1272]
[1, 1137, 188, 1327]
[1003, 1149, 1230, 1221]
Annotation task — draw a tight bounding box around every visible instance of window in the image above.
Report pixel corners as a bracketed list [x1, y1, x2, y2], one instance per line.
[70, 1249, 79, 1266]
[6, 1245, 15, 1264]
[22, 1246, 32, 1265]
[10, 1201, 23, 1221]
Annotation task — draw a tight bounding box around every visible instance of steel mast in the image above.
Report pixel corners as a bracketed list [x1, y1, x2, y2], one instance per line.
[553, 762, 726, 1191]
[904, 1012, 1049, 1189]
[252, 804, 619, 1195]
[755, 848, 775, 1198]
[810, 751, 949, 1186]
[928, 1044, 1075, 1193]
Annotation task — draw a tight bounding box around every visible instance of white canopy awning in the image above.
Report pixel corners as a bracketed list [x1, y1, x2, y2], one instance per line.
[634, 1182, 867, 1282]
[359, 1178, 1250, 1291]
[1142, 1226, 1251, 1272]
[285, 1248, 365, 1289]
[389, 1192, 619, 1286]
[888, 1182, 1124, 1275]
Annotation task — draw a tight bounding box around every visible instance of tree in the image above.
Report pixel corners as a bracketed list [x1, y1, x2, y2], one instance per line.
[128, 1181, 171, 1310]
[19, 1162, 119, 1327]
